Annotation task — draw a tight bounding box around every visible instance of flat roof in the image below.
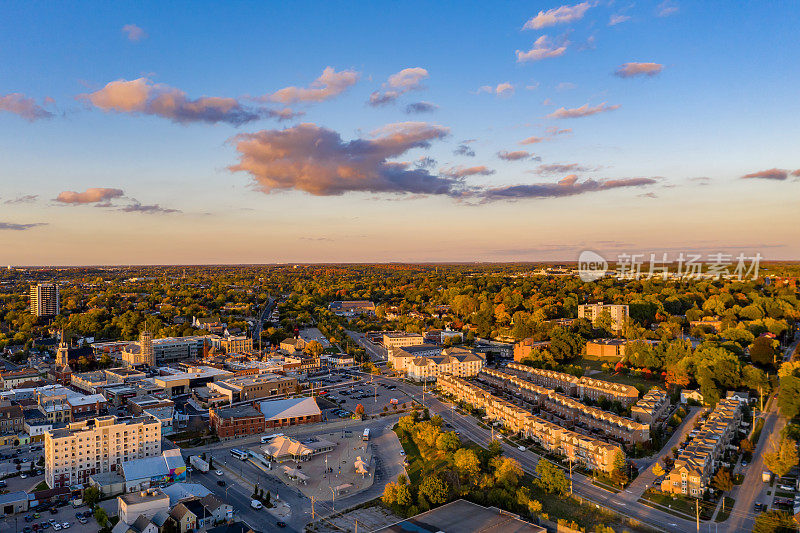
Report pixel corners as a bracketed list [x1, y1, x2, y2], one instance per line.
[376, 499, 545, 533]
[259, 397, 320, 421]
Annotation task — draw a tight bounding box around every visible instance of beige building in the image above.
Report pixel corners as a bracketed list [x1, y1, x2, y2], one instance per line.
[578, 302, 629, 332]
[383, 332, 424, 352]
[661, 397, 742, 497]
[120, 331, 155, 368]
[118, 488, 169, 525]
[631, 388, 670, 425]
[207, 373, 297, 403]
[578, 377, 640, 406]
[388, 344, 441, 372]
[438, 374, 623, 472]
[585, 339, 627, 360]
[45, 415, 162, 489]
[505, 362, 579, 394]
[406, 349, 484, 382]
[30, 282, 60, 317]
[219, 335, 252, 354]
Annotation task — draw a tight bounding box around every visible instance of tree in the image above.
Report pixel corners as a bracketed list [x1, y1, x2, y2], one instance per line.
[398, 415, 416, 433]
[535, 459, 569, 496]
[416, 421, 441, 448]
[492, 456, 523, 486]
[396, 483, 412, 507]
[382, 482, 399, 506]
[712, 468, 733, 492]
[418, 475, 448, 505]
[750, 336, 777, 367]
[764, 438, 799, 478]
[778, 375, 800, 420]
[355, 403, 365, 418]
[264, 490, 271, 506]
[752, 510, 796, 533]
[94, 508, 109, 528]
[651, 463, 665, 477]
[83, 485, 100, 508]
[306, 340, 325, 357]
[454, 448, 481, 479]
[436, 431, 460, 452]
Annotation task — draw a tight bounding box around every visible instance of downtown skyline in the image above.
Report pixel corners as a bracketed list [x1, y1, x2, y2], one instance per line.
[1, 1, 798, 265]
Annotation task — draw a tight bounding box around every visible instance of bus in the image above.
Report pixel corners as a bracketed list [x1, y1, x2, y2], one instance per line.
[261, 433, 284, 444]
[230, 449, 248, 460]
[362, 428, 370, 441]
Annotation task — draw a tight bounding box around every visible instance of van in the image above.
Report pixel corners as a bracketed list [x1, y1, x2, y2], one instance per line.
[251, 500, 263, 509]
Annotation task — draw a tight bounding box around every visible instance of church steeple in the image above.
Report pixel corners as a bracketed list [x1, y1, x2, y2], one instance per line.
[56, 330, 69, 367]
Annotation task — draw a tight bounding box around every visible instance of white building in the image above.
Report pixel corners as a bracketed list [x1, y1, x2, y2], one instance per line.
[577, 302, 629, 332]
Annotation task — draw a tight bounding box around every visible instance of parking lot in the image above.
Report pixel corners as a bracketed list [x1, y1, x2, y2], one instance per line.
[315, 373, 417, 418]
[0, 505, 96, 533]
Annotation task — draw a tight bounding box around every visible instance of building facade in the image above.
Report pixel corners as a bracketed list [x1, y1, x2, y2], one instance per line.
[577, 303, 629, 332]
[209, 405, 266, 440]
[30, 282, 60, 317]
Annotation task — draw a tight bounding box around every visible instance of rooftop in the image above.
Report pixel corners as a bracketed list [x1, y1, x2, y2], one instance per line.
[258, 396, 320, 421]
[376, 499, 545, 533]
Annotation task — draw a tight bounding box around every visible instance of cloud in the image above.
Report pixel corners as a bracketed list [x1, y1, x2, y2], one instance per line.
[556, 82, 577, 91]
[480, 176, 657, 201]
[4, 195, 38, 204]
[741, 168, 792, 181]
[638, 192, 658, 198]
[536, 163, 590, 174]
[267, 67, 359, 104]
[516, 35, 568, 63]
[526, 83, 540, 91]
[56, 188, 125, 204]
[657, 1, 679, 17]
[405, 101, 438, 114]
[609, 14, 631, 25]
[615, 62, 664, 78]
[118, 202, 180, 214]
[792, 169, 800, 177]
[689, 176, 712, 185]
[547, 102, 620, 119]
[453, 144, 476, 157]
[523, 3, 592, 29]
[0, 222, 47, 231]
[369, 67, 428, 106]
[0, 93, 54, 121]
[440, 165, 495, 178]
[415, 156, 437, 169]
[83, 78, 268, 125]
[228, 122, 465, 197]
[272, 108, 305, 121]
[546, 126, 572, 136]
[519, 136, 544, 145]
[477, 83, 515, 97]
[121, 24, 147, 42]
[498, 150, 533, 161]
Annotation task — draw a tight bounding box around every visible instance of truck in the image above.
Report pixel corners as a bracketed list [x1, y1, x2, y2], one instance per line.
[762, 471, 772, 483]
[189, 455, 210, 473]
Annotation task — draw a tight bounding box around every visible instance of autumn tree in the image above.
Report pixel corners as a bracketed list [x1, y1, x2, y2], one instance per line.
[354, 403, 365, 418]
[535, 459, 569, 496]
[712, 468, 733, 492]
[418, 475, 448, 505]
[764, 438, 799, 478]
[651, 463, 665, 477]
[454, 448, 481, 479]
[492, 456, 523, 486]
[436, 431, 460, 452]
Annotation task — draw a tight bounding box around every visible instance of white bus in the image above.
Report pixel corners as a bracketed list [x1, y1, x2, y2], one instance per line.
[362, 428, 370, 441]
[230, 449, 248, 460]
[260, 433, 285, 444]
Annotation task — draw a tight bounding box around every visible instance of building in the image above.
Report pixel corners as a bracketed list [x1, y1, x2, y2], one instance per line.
[0, 491, 29, 515]
[505, 363, 579, 394]
[479, 368, 649, 444]
[121, 449, 187, 492]
[0, 403, 24, 435]
[0, 369, 42, 390]
[681, 390, 705, 404]
[218, 335, 252, 354]
[262, 435, 336, 462]
[585, 339, 627, 360]
[71, 370, 108, 394]
[376, 499, 545, 533]
[258, 396, 322, 428]
[118, 488, 170, 525]
[207, 374, 297, 403]
[153, 366, 233, 397]
[45, 415, 162, 488]
[438, 374, 623, 472]
[128, 396, 175, 416]
[577, 302, 629, 332]
[661, 397, 743, 497]
[383, 332, 424, 352]
[328, 300, 376, 316]
[631, 388, 670, 425]
[30, 282, 60, 317]
[513, 339, 551, 362]
[424, 329, 464, 345]
[689, 316, 724, 333]
[67, 393, 108, 421]
[405, 350, 484, 382]
[388, 344, 442, 372]
[578, 377, 640, 407]
[209, 405, 265, 441]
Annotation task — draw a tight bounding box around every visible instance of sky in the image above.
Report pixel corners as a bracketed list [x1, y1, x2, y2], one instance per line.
[1, 1, 798, 265]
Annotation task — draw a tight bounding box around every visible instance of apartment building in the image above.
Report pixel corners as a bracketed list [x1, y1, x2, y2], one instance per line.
[0, 369, 42, 390]
[388, 344, 441, 372]
[479, 368, 649, 444]
[437, 374, 623, 472]
[0, 403, 24, 435]
[578, 377, 640, 407]
[207, 374, 297, 403]
[631, 388, 670, 425]
[30, 282, 60, 317]
[406, 350, 484, 382]
[209, 405, 266, 441]
[577, 303, 629, 332]
[45, 415, 162, 489]
[505, 363, 579, 395]
[383, 332, 424, 352]
[661, 397, 743, 497]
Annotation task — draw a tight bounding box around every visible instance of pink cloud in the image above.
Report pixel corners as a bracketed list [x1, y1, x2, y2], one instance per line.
[56, 188, 124, 204]
[121, 24, 147, 42]
[519, 136, 544, 145]
[369, 67, 428, 106]
[228, 122, 461, 196]
[268, 67, 360, 104]
[609, 14, 631, 26]
[83, 78, 266, 125]
[440, 165, 495, 178]
[523, 3, 592, 30]
[0, 93, 54, 121]
[478, 83, 515, 97]
[615, 62, 664, 78]
[481, 176, 657, 201]
[497, 150, 532, 161]
[516, 35, 568, 63]
[741, 168, 790, 180]
[547, 102, 620, 119]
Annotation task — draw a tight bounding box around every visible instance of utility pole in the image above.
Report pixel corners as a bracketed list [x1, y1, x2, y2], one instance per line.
[311, 496, 315, 520]
[696, 499, 700, 533]
[569, 458, 573, 495]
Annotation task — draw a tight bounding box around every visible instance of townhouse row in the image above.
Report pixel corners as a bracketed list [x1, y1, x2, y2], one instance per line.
[505, 362, 640, 406]
[438, 373, 623, 472]
[478, 368, 650, 444]
[660, 397, 743, 497]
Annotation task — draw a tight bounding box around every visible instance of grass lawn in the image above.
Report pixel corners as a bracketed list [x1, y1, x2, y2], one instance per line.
[32, 480, 48, 492]
[715, 497, 735, 522]
[583, 368, 659, 393]
[639, 489, 716, 520]
[750, 418, 765, 444]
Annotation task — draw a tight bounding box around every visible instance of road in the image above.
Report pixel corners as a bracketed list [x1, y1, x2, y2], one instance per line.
[251, 296, 277, 349]
[346, 330, 387, 362]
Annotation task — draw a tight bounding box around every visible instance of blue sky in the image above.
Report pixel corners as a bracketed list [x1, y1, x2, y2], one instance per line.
[1, 1, 798, 264]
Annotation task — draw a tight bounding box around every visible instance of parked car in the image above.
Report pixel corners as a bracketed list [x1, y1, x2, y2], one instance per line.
[217, 480, 226, 487]
[779, 484, 795, 492]
[276, 522, 287, 528]
[61, 523, 70, 529]
[215, 470, 223, 476]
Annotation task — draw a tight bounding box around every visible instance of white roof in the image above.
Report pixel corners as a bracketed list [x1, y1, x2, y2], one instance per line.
[259, 397, 320, 422]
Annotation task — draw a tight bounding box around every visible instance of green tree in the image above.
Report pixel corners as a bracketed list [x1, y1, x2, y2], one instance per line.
[752, 510, 796, 533]
[492, 456, 523, 487]
[418, 475, 448, 505]
[454, 448, 481, 479]
[94, 508, 109, 528]
[396, 483, 412, 507]
[436, 431, 460, 452]
[535, 459, 569, 496]
[712, 468, 733, 492]
[398, 415, 416, 433]
[778, 375, 800, 420]
[764, 438, 799, 478]
[83, 485, 100, 508]
[750, 336, 777, 367]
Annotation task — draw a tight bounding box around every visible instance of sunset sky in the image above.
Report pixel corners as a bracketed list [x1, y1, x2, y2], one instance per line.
[1, 1, 798, 265]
